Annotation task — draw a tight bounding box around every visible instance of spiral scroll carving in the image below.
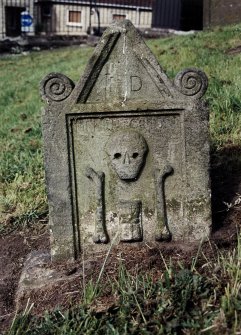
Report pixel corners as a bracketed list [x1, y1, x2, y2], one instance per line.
[40, 73, 74, 103]
[174, 68, 208, 99]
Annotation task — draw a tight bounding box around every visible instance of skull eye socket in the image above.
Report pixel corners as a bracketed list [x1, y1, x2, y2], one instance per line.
[114, 153, 122, 159]
[132, 152, 139, 159]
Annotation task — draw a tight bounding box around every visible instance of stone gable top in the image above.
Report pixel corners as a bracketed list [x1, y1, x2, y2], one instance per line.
[40, 20, 208, 111]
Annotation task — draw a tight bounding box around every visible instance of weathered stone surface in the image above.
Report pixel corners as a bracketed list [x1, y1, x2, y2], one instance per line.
[15, 251, 82, 310]
[40, 20, 211, 261]
[16, 252, 54, 293]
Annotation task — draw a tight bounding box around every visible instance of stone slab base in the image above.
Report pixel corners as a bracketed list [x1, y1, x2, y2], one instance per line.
[15, 251, 85, 313]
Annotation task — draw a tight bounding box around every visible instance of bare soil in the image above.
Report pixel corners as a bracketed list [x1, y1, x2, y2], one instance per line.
[0, 228, 50, 331]
[0, 146, 241, 333]
[226, 45, 241, 55]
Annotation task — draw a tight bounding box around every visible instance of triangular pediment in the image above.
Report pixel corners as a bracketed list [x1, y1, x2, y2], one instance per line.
[40, 20, 208, 106]
[76, 20, 175, 104]
[85, 25, 173, 104]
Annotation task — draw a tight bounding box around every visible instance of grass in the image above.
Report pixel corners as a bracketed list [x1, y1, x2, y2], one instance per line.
[147, 25, 241, 147]
[1, 22, 241, 334]
[0, 46, 93, 231]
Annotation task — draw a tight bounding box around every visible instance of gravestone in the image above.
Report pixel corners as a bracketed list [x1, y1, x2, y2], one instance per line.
[40, 20, 211, 261]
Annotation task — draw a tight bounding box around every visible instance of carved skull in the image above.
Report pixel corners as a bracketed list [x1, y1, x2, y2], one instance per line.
[106, 130, 148, 180]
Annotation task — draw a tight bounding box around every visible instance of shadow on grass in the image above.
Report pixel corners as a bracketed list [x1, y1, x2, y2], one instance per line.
[211, 144, 241, 240]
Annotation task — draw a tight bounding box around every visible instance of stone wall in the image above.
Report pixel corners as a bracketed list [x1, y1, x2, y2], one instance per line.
[203, 0, 241, 28]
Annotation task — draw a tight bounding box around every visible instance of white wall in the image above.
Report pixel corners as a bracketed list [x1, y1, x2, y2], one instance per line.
[47, 5, 152, 35]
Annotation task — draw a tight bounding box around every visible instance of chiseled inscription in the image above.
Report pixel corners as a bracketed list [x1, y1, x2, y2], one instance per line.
[130, 75, 142, 92]
[96, 63, 143, 100]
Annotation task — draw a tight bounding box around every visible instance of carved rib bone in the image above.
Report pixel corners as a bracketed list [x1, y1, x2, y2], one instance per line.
[155, 165, 174, 241]
[85, 167, 108, 244]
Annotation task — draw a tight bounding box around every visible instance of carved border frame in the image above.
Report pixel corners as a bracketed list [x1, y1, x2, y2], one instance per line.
[66, 109, 186, 258]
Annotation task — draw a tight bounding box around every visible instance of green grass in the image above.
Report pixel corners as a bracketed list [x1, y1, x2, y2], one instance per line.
[147, 25, 241, 147]
[0, 46, 93, 231]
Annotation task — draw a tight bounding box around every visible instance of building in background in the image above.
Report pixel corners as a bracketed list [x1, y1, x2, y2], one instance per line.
[152, 0, 203, 31]
[203, 0, 241, 28]
[0, 0, 153, 39]
[152, 0, 241, 31]
[1, 0, 241, 40]
[35, 0, 153, 36]
[0, 0, 34, 38]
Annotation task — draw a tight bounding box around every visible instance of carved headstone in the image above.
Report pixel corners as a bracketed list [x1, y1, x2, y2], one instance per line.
[40, 20, 211, 261]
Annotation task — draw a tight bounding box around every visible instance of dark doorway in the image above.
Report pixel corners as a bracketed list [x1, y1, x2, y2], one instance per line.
[152, 0, 203, 31]
[181, 0, 203, 30]
[40, 2, 53, 34]
[5, 6, 25, 37]
[152, 0, 182, 30]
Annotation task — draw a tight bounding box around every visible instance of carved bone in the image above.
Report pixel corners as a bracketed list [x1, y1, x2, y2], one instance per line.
[85, 167, 108, 244]
[155, 165, 174, 241]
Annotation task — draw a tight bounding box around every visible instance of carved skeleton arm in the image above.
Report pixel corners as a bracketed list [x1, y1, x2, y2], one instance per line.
[155, 165, 174, 241]
[85, 167, 108, 244]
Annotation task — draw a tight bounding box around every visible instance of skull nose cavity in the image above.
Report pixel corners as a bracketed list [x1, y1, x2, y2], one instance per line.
[123, 152, 130, 164]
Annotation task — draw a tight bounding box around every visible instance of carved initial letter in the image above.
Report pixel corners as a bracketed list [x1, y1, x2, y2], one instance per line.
[131, 76, 142, 92]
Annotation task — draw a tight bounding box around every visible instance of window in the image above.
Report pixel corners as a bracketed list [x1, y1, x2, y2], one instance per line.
[68, 10, 81, 25]
[112, 14, 126, 21]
